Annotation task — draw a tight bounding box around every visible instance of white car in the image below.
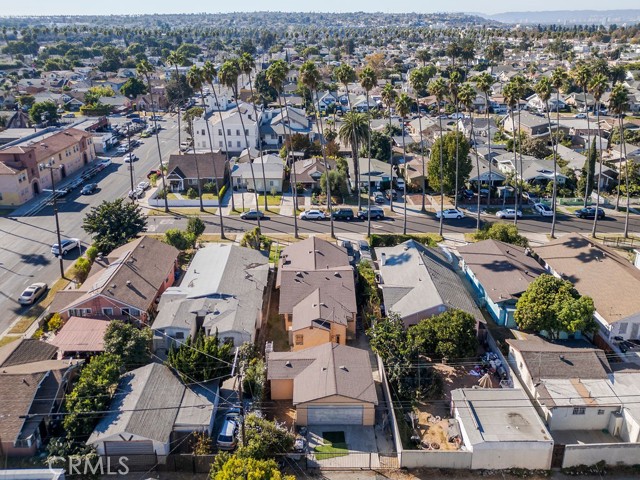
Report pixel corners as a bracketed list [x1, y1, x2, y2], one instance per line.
[123, 153, 138, 163]
[99, 158, 112, 168]
[116, 145, 129, 155]
[496, 208, 523, 219]
[395, 178, 406, 190]
[18, 283, 48, 305]
[137, 181, 150, 191]
[300, 209, 326, 220]
[534, 203, 553, 217]
[51, 238, 80, 256]
[436, 208, 465, 219]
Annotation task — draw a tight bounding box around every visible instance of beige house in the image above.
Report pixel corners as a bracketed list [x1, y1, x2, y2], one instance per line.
[267, 343, 378, 426]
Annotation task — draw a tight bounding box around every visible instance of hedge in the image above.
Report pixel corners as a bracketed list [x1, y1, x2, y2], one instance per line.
[369, 233, 443, 248]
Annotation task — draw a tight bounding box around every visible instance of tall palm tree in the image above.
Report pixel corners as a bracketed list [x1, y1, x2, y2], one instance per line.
[187, 66, 227, 236]
[503, 80, 520, 224]
[166, 50, 186, 155]
[550, 67, 568, 238]
[300, 60, 334, 238]
[339, 112, 370, 217]
[458, 82, 481, 231]
[572, 62, 593, 207]
[136, 59, 168, 213]
[395, 93, 412, 235]
[359, 66, 377, 236]
[202, 61, 234, 212]
[239, 52, 268, 212]
[608, 83, 631, 237]
[449, 70, 462, 207]
[589, 73, 609, 237]
[534, 76, 557, 238]
[266, 59, 298, 238]
[219, 59, 261, 229]
[513, 75, 529, 226]
[428, 78, 448, 237]
[183, 106, 205, 212]
[476, 72, 494, 208]
[381, 82, 397, 212]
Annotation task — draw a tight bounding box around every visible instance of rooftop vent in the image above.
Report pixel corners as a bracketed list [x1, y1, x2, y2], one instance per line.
[285, 361, 292, 367]
[296, 271, 303, 277]
[333, 272, 341, 277]
[339, 365, 349, 371]
[126, 280, 132, 286]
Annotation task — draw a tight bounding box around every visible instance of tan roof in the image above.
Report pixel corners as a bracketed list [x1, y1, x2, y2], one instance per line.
[534, 234, 640, 324]
[291, 288, 352, 331]
[50, 317, 110, 354]
[278, 237, 351, 275]
[267, 343, 378, 405]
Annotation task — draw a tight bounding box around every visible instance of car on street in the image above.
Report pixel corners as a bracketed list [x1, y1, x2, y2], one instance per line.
[217, 409, 241, 451]
[385, 189, 398, 200]
[240, 209, 264, 220]
[18, 282, 48, 306]
[128, 188, 145, 199]
[68, 178, 84, 190]
[123, 153, 138, 163]
[140, 131, 151, 138]
[496, 208, 522, 219]
[63, 113, 76, 118]
[137, 181, 150, 191]
[358, 206, 385, 220]
[300, 209, 326, 220]
[55, 187, 71, 197]
[99, 158, 112, 168]
[436, 208, 465, 219]
[575, 207, 605, 219]
[51, 238, 80, 256]
[574, 113, 587, 119]
[80, 183, 98, 195]
[147, 169, 162, 179]
[534, 203, 554, 216]
[116, 145, 129, 155]
[180, 141, 192, 152]
[332, 208, 356, 221]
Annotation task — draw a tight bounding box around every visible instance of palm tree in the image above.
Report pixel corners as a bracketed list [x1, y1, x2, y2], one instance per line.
[428, 78, 448, 237]
[166, 50, 186, 154]
[395, 93, 412, 235]
[475, 72, 494, 208]
[458, 83, 481, 231]
[219, 59, 261, 229]
[183, 106, 205, 212]
[503, 80, 520, 224]
[381, 82, 397, 212]
[267, 59, 298, 238]
[300, 60, 334, 238]
[589, 73, 609, 237]
[513, 75, 529, 226]
[187, 66, 227, 236]
[136, 59, 168, 213]
[449, 70, 462, 207]
[534, 76, 557, 238]
[339, 112, 370, 217]
[359, 66, 377, 236]
[550, 67, 568, 238]
[608, 83, 631, 237]
[239, 53, 268, 212]
[572, 62, 593, 207]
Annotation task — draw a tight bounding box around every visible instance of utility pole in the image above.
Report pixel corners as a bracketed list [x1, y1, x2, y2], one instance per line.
[231, 348, 246, 447]
[127, 123, 135, 198]
[40, 152, 65, 279]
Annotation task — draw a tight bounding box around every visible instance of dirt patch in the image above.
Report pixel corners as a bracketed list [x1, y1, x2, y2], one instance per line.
[266, 400, 296, 428]
[263, 286, 289, 352]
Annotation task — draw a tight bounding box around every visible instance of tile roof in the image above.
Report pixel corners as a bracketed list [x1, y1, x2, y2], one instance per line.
[49, 317, 110, 354]
[267, 343, 378, 405]
[0, 339, 58, 368]
[2, 128, 92, 158]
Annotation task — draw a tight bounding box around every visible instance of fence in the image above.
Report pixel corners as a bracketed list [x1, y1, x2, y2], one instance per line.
[400, 449, 472, 469]
[376, 353, 403, 454]
[562, 442, 640, 468]
[602, 235, 640, 249]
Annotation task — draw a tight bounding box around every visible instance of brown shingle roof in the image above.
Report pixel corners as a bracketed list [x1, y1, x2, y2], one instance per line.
[0, 339, 58, 368]
[291, 288, 352, 331]
[278, 270, 356, 316]
[267, 343, 378, 405]
[167, 152, 227, 180]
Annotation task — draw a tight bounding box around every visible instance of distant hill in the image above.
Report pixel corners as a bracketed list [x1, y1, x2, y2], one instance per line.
[483, 9, 640, 25]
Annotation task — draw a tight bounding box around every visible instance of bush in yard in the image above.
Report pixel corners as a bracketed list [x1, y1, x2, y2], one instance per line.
[187, 216, 206, 238]
[203, 182, 216, 193]
[72, 257, 91, 283]
[164, 228, 196, 250]
[47, 313, 64, 333]
[357, 260, 380, 319]
[236, 413, 295, 460]
[240, 227, 272, 251]
[210, 455, 294, 480]
[474, 222, 529, 247]
[156, 187, 167, 199]
[103, 320, 152, 370]
[242, 357, 265, 400]
[369, 233, 441, 248]
[409, 309, 478, 360]
[85, 245, 99, 262]
[186, 187, 198, 199]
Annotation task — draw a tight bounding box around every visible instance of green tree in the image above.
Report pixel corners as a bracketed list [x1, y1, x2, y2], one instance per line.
[577, 138, 597, 202]
[187, 216, 206, 238]
[514, 274, 596, 340]
[29, 100, 59, 124]
[72, 257, 91, 283]
[166, 331, 233, 383]
[17, 94, 35, 108]
[82, 198, 147, 254]
[103, 320, 152, 370]
[240, 227, 272, 251]
[338, 111, 370, 208]
[210, 455, 294, 480]
[164, 228, 196, 250]
[320, 168, 349, 201]
[474, 222, 529, 247]
[236, 413, 295, 460]
[427, 131, 472, 194]
[409, 309, 478, 360]
[361, 130, 391, 161]
[428, 77, 448, 236]
[120, 77, 147, 97]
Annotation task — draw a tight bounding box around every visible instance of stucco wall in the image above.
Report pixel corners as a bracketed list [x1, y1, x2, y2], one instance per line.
[291, 324, 346, 351]
[270, 379, 293, 400]
[562, 442, 640, 468]
[548, 405, 619, 431]
[471, 441, 553, 470]
[400, 450, 472, 469]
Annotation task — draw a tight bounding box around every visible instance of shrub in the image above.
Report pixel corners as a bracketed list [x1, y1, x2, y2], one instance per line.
[85, 245, 99, 262]
[47, 313, 64, 333]
[474, 222, 529, 247]
[369, 233, 442, 248]
[203, 182, 215, 193]
[187, 216, 205, 238]
[149, 173, 158, 187]
[186, 187, 198, 199]
[72, 257, 91, 283]
[164, 228, 196, 250]
[218, 184, 227, 200]
[155, 187, 167, 199]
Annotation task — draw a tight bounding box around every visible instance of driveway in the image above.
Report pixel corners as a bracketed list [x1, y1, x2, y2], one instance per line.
[306, 425, 387, 469]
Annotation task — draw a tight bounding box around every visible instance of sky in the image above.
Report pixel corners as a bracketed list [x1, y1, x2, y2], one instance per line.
[4, 0, 640, 16]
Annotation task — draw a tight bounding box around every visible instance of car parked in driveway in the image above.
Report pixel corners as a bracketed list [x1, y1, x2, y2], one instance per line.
[496, 208, 522, 219]
[51, 238, 80, 256]
[575, 207, 605, 219]
[300, 209, 326, 220]
[80, 183, 98, 195]
[356, 239, 372, 262]
[147, 169, 162, 179]
[436, 208, 465, 219]
[240, 209, 264, 220]
[217, 409, 241, 451]
[332, 208, 356, 221]
[358, 206, 385, 220]
[534, 203, 554, 216]
[18, 283, 48, 305]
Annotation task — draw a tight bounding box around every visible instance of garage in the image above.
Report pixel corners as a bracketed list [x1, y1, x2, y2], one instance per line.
[104, 440, 154, 456]
[307, 405, 363, 425]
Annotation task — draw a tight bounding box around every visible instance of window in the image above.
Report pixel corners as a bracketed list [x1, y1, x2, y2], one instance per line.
[618, 323, 628, 335]
[102, 307, 113, 316]
[227, 129, 231, 136]
[572, 407, 586, 415]
[219, 141, 223, 147]
[175, 332, 184, 339]
[218, 129, 222, 136]
[201, 129, 205, 135]
[189, 179, 198, 185]
[236, 129, 240, 136]
[228, 141, 232, 147]
[295, 335, 304, 345]
[598, 409, 605, 415]
[237, 141, 241, 148]
[269, 181, 274, 186]
[245, 129, 249, 135]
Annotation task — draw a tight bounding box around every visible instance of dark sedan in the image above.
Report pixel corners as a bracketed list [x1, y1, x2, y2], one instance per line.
[240, 209, 265, 220]
[575, 207, 605, 219]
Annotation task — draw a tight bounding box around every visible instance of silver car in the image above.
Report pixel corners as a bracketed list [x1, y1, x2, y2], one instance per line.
[18, 283, 48, 305]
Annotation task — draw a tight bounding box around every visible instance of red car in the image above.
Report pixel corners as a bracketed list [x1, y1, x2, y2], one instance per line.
[146, 169, 162, 179]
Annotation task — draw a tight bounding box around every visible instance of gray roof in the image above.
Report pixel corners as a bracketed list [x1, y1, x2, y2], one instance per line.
[278, 270, 356, 317]
[267, 343, 378, 405]
[231, 158, 284, 180]
[278, 237, 351, 275]
[0, 339, 58, 368]
[291, 287, 352, 331]
[377, 240, 482, 325]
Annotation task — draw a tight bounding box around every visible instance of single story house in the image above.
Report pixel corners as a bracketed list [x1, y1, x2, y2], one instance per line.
[49, 317, 110, 359]
[230, 154, 284, 193]
[165, 152, 229, 192]
[292, 157, 336, 190]
[267, 343, 378, 426]
[346, 156, 394, 191]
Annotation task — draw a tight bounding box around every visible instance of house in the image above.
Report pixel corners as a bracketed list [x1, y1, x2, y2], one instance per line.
[49, 237, 179, 324]
[193, 103, 260, 154]
[152, 243, 269, 350]
[451, 388, 553, 470]
[267, 343, 378, 426]
[292, 157, 336, 190]
[346, 156, 394, 191]
[534, 234, 640, 344]
[165, 152, 229, 192]
[467, 155, 506, 188]
[526, 93, 566, 112]
[87, 363, 217, 463]
[277, 237, 356, 349]
[501, 111, 557, 138]
[457, 117, 498, 144]
[0, 339, 81, 457]
[376, 240, 482, 327]
[261, 106, 311, 148]
[49, 317, 110, 359]
[457, 240, 545, 327]
[230, 154, 284, 193]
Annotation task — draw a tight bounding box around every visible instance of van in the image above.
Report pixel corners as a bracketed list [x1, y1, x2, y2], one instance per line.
[217, 410, 241, 451]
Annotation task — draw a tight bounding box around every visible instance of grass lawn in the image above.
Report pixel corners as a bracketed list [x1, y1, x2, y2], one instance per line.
[314, 431, 349, 460]
[0, 335, 19, 348]
[9, 277, 70, 335]
[269, 243, 282, 264]
[146, 207, 217, 216]
[258, 194, 282, 206]
[201, 193, 219, 200]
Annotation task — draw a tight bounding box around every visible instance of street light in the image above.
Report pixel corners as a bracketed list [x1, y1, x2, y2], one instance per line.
[40, 152, 65, 279]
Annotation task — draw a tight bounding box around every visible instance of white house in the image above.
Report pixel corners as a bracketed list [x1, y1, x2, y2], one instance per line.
[230, 154, 284, 193]
[192, 103, 260, 154]
[260, 106, 311, 148]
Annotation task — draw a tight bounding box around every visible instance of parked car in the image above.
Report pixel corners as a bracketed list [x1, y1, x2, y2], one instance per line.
[534, 203, 554, 216]
[63, 112, 76, 118]
[436, 208, 465, 219]
[147, 169, 162, 179]
[217, 409, 241, 451]
[140, 131, 151, 138]
[574, 113, 587, 119]
[356, 239, 372, 262]
[123, 153, 138, 163]
[68, 178, 84, 190]
[116, 145, 129, 155]
[332, 208, 356, 221]
[80, 183, 98, 195]
[126, 113, 140, 119]
[339, 240, 356, 264]
[128, 188, 144, 199]
[374, 195, 386, 204]
[385, 189, 398, 200]
[496, 208, 522, 219]
[358, 206, 385, 220]
[18, 282, 48, 305]
[51, 238, 80, 256]
[395, 178, 406, 190]
[99, 158, 112, 168]
[300, 209, 326, 220]
[55, 187, 71, 197]
[460, 189, 475, 200]
[137, 181, 150, 191]
[575, 207, 605, 219]
[240, 209, 264, 220]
